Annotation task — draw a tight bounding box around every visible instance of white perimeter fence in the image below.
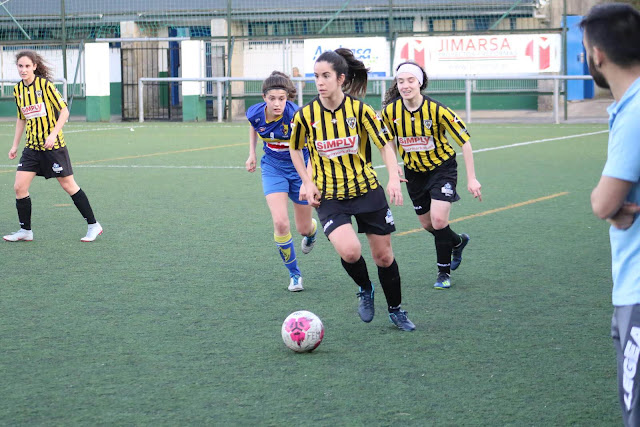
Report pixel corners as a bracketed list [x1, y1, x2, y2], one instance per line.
[138, 75, 595, 125]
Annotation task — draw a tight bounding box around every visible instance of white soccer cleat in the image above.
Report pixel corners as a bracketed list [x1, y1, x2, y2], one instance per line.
[3, 228, 33, 242]
[81, 222, 103, 242]
[288, 275, 304, 292]
[301, 218, 318, 255]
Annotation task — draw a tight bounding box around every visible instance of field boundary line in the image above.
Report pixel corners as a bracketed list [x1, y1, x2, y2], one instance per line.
[395, 192, 570, 236]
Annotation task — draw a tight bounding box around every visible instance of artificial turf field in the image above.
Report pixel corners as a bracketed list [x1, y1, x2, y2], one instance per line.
[0, 121, 620, 425]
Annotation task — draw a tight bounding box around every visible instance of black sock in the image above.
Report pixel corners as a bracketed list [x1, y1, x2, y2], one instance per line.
[432, 227, 453, 274]
[341, 256, 372, 290]
[378, 259, 402, 312]
[16, 196, 31, 230]
[447, 226, 462, 246]
[71, 189, 96, 224]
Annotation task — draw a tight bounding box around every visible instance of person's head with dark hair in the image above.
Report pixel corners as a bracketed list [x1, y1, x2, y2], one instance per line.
[262, 70, 296, 102]
[383, 60, 429, 107]
[580, 3, 640, 91]
[314, 48, 369, 100]
[15, 50, 52, 82]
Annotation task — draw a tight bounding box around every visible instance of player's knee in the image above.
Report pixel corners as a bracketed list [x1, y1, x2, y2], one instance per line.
[340, 246, 362, 263]
[431, 216, 448, 230]
[273, 218, 290, 236]
[372, 251, 394, 267]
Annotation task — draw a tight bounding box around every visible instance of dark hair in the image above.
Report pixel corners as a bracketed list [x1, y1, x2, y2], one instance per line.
[16, 50, 53, 81]
[383, 61, 429, 107]
[580, 3, 640, 67]
[316, 48, 369, 98]
[262, 71, 297, 101]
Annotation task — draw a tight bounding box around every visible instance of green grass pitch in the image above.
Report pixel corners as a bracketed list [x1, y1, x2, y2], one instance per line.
[0, 121, 619, 425]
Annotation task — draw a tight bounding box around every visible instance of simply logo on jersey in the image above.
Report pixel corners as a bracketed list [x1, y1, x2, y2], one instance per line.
[623, 327, 640, 411]
[315, 135, 359, 159]
[398, 136, 435, 152]
[21, 103, 46, 119]
[441, 182, 454, 196]
[52, 163, 63, 173]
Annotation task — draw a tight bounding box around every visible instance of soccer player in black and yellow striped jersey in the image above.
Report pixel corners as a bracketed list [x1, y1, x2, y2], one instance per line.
[289, 48, 415, 331]
[3, 51, 102, 243]
[382, 61, 482, 290]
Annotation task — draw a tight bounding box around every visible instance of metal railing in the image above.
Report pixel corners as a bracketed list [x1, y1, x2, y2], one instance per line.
[138, 75, 594, 124]
[0, 78, 68, 101]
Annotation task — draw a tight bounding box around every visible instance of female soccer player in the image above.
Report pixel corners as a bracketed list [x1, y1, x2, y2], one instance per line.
[3, 50, 102, 243]
[382, 61, 481, 289]
[245, 71, 317, 292]
[289, 48, 415, 331]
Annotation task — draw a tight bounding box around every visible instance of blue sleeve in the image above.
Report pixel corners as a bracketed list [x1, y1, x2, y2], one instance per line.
[603, 110, 640, 183]
[284, 101, 299, 123]
[246, 102, 265, 127]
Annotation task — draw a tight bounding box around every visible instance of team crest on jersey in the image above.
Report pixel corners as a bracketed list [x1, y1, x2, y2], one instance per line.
[424, 119, 432, 129]
[36, 90, 42, 98]
[282, 124, 289, 136]
[346, 117, 356, 129]
[258, 127, 266, 132]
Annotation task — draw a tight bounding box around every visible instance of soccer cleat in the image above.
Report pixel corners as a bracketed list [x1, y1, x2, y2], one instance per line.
[288, 275, 304, 292]
[301, 218, 318, 254]
[389, 310, 416, 331]
[81, 222, 103, 242]
[451, 233, 470, 271]
[356, 284, 375, 323]
[3, 228, 33, 242]
[434, 272, 451, 290]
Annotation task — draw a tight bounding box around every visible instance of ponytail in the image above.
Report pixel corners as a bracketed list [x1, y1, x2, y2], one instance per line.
[316, 48, 369, 98]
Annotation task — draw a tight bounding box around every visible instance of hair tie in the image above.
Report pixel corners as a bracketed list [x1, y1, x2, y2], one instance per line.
[395, 63, 424, 86]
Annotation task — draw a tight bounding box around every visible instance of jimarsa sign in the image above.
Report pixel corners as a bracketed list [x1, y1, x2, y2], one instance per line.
[394, 34, 561, 75]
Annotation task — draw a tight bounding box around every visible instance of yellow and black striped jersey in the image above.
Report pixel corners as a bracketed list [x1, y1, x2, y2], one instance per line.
[290, 94, 392, 200]
[381, 96, 470, 173]
[14, 76, 67, 150]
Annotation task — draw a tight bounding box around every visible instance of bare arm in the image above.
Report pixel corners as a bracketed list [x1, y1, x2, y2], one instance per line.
[9, 118, 26, 159]
[290, 147, 320, 207]
[591, 176, 640, 229]
[461, 141, 482, 201]
[380, 143, 403, 206]
[246, 127, 258, 172]
[44, 107, 69, 149]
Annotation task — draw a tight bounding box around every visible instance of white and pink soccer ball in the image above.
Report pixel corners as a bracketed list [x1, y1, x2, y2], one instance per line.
[281, 310, 324, 352]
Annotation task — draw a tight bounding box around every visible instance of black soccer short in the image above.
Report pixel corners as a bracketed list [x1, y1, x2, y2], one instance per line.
[17, 146, 74, 179]
[316, 186, 396, 237]
[405, 156, 460, 216]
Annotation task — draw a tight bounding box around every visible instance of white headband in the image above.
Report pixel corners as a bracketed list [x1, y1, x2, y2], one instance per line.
[395, 63, 424, 86]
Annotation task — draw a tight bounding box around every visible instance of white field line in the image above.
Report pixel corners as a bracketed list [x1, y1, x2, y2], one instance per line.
[0, 130, 608, 170]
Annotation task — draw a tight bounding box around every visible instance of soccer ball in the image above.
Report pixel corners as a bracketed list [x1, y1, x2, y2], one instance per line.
[281, 310, 324, 352]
